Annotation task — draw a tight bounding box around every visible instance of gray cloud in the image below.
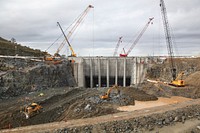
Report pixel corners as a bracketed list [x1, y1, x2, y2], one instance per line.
[0, 0, 199, 56]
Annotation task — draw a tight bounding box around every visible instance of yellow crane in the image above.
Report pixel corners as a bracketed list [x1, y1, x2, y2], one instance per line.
[170, 71, 185, 87]
[56, 5, 94, 57]
[44, 5, 93, 63]
[160, 0, 185, 87]
[57, 22, 75, 56]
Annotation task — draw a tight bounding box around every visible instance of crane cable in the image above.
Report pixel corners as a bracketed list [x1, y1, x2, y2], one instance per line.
[62, 8, 93, 56]
[45, 11, 85, 52]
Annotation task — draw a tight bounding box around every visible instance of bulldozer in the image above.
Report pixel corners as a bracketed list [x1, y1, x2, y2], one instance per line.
[100, 85, 120, 100]
[21, 103, 42, 119]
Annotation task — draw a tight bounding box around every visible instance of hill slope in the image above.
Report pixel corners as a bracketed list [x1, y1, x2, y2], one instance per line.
[0, 37, 46, 56]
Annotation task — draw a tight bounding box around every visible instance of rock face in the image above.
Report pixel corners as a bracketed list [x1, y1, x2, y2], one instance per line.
[0, 58, 76, 99]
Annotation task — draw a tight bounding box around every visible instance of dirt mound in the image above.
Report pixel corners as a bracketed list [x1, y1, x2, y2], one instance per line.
[139, 80, 200, 99]
[185, 71, 200, 87]
[146, 57, 200, 82]
[120, 87, 158, 101]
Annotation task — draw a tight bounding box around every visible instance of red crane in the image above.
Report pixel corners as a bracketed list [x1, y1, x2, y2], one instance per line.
[120, 17, 154, 57]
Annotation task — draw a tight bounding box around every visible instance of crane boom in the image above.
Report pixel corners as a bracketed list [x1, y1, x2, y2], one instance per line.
[160, 0, 185, 87]
[120, 18, 154, 57]
[55, 5, 94, 56]
[113, 36, 123, 56]
[57, 22, 76, 57]
[160, 0, 176, 80]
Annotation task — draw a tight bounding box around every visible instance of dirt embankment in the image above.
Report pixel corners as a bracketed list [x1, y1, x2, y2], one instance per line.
[147, 57, 200, 82]
[142, 58, 200, 99]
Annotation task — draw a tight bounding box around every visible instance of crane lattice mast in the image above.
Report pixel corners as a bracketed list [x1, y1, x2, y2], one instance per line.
[55, 5, 94, 56]
[126, 17, 154, 56]
[120, 18, 154, 57]
[160, 0, 176, 80]
[113, 36, 123, 56]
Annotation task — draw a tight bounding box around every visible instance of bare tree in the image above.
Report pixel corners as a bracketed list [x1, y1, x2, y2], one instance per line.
[11, 38, 16, 43]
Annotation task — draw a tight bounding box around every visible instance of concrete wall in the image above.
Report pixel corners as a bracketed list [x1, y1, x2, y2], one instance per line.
[69, 57, 148, 88]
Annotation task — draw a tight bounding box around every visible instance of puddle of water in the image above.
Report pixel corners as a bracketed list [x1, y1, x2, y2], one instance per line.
[117, 96, 192, 111]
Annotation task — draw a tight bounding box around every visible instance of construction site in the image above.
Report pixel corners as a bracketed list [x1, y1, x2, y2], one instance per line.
[0, 0, 200, 133]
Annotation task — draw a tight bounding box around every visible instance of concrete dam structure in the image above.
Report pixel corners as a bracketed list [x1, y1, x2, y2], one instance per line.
[68, 57, 149, 88]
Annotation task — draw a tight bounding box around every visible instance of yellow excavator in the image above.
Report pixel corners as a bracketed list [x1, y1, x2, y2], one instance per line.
[100, 85, 120, 100]
[21, 103, 42, 119]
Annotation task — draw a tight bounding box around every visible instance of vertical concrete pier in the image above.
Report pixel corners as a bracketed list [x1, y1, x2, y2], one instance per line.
[69, 57, 148, 88]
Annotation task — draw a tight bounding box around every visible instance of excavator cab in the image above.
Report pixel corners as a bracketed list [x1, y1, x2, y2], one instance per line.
[21, 103, 42, 119]
[170, 72, 185, 87]
[171, 80, 185, 87]
[100, 85, 120, 100]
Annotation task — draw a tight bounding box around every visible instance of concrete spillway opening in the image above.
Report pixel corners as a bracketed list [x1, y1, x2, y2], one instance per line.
[85, 76, 99, 88]
[126, 77, 131, 86]
[85, 76, 90, 88]
[85, 76, 131, 88]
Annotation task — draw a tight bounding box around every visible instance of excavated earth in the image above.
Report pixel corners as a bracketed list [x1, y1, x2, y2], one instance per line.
[0, 57, 200, 132]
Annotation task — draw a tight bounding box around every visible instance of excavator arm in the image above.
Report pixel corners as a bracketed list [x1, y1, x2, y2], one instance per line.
[100, 85, 120, 100]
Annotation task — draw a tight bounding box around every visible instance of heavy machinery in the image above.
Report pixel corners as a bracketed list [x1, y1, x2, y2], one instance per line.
[57, 22, 75, 57]
[170, 71, 185, 87]
[56, 5, 94, 57]
[160, 0, 185, 87]
[113, 37, 123, 56]
[44, 5, 94, 62]
[100, 85, 120, 100]
[120, 17, 154, 57]
[21, 103, 42, 119]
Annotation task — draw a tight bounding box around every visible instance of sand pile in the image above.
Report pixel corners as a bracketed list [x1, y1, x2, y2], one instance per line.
[185, 71, 200, 87]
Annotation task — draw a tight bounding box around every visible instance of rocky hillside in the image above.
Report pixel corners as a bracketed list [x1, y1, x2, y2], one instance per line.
[0, 37, 46, 56]
[0, 57, 76, 99]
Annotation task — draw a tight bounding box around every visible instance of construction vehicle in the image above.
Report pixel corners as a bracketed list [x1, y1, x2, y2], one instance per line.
[44, 5, 94, 62]
[113, 37, 123, 56]
[160, 0, 185, 87]
[55, 5, 94, 57]
[170, 71, 185, 87]
[57, 22, 75, 57]
[120, 17, 154, 57]
[21, 103, 42, 119]
[100, 85, 120, 100]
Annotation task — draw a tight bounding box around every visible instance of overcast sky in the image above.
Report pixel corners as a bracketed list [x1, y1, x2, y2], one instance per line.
[0, 0, 200, 56]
